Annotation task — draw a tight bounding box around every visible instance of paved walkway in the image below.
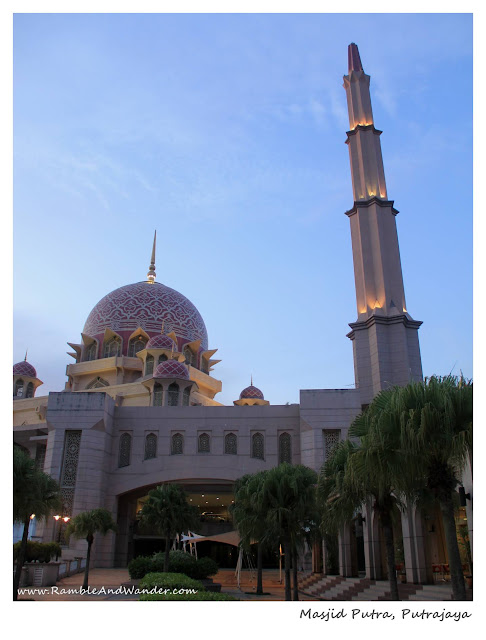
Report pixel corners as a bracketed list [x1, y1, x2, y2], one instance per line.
[17, 568, 472, 602]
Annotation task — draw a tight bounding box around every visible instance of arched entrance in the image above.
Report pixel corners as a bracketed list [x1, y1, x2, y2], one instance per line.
[114, 481, 236, 567]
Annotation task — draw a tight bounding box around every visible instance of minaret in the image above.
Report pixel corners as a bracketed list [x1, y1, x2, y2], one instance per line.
[343, 43, 423, 405]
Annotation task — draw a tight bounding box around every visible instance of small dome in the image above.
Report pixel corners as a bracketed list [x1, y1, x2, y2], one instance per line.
[239, 385, 264, 400]
[13, 361, 37, 378]
[154, 360, 190, 380]
[146, 334, 177, 350]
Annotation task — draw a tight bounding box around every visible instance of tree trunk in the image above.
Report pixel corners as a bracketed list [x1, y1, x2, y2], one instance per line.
[256, 543, 263, 595]
[13, 516, 30, 601]
[164, 531, 171, 572]
[292, 548, 299, 601]
[83, 534, 94, 591]
[283, 538, 291, 601]
[439, 492, 467, 600]
[381, 511, 400, 601]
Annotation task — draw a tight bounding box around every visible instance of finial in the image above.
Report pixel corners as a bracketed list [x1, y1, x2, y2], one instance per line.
[24, 349, 28, 362]
[348, 43, 363, 73]
[251, 374, 253, 386]
[161, 321, 165, 334]
[147, 230, 156, 284]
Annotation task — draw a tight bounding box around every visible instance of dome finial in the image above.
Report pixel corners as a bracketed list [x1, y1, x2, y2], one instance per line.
[251, 374, 253, 386]
[147, 230, 156, 284]
[161, 321, 165, 334]
[24, 349, 28, 362]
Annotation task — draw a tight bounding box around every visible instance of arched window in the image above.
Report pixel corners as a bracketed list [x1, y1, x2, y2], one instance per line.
[184, 347, 194, 367]
[168, 382, 179, 406]
[103, 337, 121, 359]
[145, 354, 154, 375]
[171, 433, 183, 455]
[153, 383, 163, 406]
[14, 379, 24, 398]
[158, 353, 168, 364]
[128, 335, 147, 357]
[225, 433, 237, 455]
[84, 342, 97, 361]
[252, 433, 264, 460]
[198, 433, 210, 453]
[86, 377, 109, 389]
[144, 433, 157, 460]
[118, 433, 131, 467]
[25, 382, 34, 399]
[279, 432, 292, 464]
[182, 387, 190, 406]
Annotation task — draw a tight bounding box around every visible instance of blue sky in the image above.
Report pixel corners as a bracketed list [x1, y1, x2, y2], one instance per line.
[13, 13, 473, 405]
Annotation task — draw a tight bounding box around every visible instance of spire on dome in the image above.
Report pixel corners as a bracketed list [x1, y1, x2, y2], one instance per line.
[348, 43, 363, 73]
[24, 349, 28, 361]
[251, 374, 253, 386]
[147, 231, 156, 284]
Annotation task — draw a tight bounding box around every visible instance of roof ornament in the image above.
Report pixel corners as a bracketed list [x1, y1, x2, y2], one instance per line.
[24, 349, 28, 362]
[251, 374, 253, 386]
[147, 230, 157, 284]
[161, 321, 165, 334]
[348, 42, 363, 73]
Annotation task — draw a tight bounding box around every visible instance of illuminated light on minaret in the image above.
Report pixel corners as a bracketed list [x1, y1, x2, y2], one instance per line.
[343, 44, 423, 405]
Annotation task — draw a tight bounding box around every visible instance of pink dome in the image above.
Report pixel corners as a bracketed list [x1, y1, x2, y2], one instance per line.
[83, 281, 208, 350]
[13, 361, 37, 378]
[239, 385, 264, 400]
[146, 334, 177, 350]
[154, 360, 190, 380]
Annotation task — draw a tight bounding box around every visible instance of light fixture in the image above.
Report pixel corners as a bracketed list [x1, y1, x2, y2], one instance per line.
[30, 514, 35, 520]
[201, 494, 204, 497]
[63, 516, 70, 523]
[53, 515, 61, 521]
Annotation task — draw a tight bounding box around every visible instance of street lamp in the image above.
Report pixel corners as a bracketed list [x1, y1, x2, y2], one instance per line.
[53, 515, 71, 543]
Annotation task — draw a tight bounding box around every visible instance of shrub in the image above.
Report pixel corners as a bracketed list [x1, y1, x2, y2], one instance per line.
[194, 556, 218, 579]
[139, 572, 204, 592]
[13, 541, 62, 563]
[140, 591, 237, 601]
[128, 556, 154, 579]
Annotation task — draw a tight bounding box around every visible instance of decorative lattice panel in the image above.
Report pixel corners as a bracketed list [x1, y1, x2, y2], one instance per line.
[252, 433, 264, 460]
[119, 433, 132, 467]
[279, 433, 292, 464]
[324, 429, 341, 461]
[225, 433, 237, 455]
[35, 443, 46, 471]
[144, 433, 157, 460]
[61, 431, 81, 487]
[198, 433, 210, 453]
[172, 433, 184, 455]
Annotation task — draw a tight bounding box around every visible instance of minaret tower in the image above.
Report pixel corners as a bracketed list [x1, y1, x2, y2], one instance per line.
[343, 43, 423, 405]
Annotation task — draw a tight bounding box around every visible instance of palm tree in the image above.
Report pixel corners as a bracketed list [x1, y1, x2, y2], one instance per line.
[261, 464, 319, 601]
[139, 484, 199, 572]
[394, 375, 472, 601]
[231, 471, 269, 595]
[13, 447, 61, 601]
[319, 391, 408, 601]
[65, 508, 117, 590]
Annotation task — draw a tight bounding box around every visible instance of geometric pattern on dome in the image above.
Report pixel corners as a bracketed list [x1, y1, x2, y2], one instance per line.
[146, 334, 177, 350]
[239, 385, 264, 400]
[83, 281, 208, 349]
[154, 360, 190, 380]
[13, 361, 37, 378]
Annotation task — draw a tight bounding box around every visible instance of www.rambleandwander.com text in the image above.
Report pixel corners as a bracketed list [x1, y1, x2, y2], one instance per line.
[17, 586, 198, 596]
[300, 608, 472, 622]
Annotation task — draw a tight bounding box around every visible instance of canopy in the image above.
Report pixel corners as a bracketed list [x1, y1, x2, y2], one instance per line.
[181, 530, 241, 547]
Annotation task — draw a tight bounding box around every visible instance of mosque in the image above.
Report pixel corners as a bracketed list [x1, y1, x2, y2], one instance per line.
[13, 44, 473, 583]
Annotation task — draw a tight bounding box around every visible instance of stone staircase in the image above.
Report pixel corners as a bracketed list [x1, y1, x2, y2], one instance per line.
[298, 573, 472, 601]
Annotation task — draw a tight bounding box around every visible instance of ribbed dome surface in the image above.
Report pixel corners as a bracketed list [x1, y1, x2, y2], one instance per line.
[239, 385, 264, 400]
[83, 281, 208, 350]
[13, 361, 37, 378]
[146, 334, 177, 350]
[153, 360, 190, 380]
